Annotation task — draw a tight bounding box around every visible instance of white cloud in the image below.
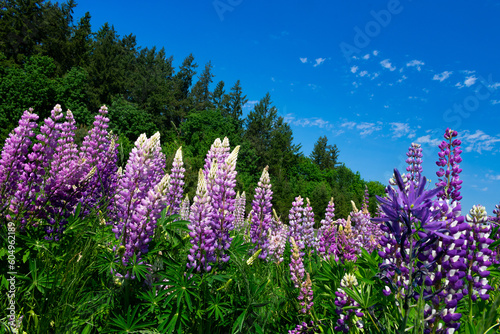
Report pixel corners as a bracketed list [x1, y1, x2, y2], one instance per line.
[397, 75, 407, 83]
[373, 50, 379, 56]
[489, 82, 500, 90]
[350, 66, 358, 74]
[455, 82, 465, 89]
[362, 54, 370, 60]
[433, 71, 452, 82]
[356, 122, 382, 136]
[384, 105, 389, 109]
[300, 57, 308, 63]
[380, 59, 396, 71]
[313, 58, 326, 67]
[359, 70, 368, 77]
[491, 100, 500, 105]
[416, 135, 441, 147]
[271, 77, 275, 82]
[308, 83, 318, 90]
[390, 122, 415, 139]
[341, 121, 356, 130]
[243, 100, 259, 110]
[462, 130, 500, 154]
[464, 75, 477, 87]
[486, 173, 500, 181]
[406, 60, 424, 71]
[481, 187, 488, 191]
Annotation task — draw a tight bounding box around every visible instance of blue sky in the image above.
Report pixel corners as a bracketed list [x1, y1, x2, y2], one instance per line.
[73, 0, 500, 215]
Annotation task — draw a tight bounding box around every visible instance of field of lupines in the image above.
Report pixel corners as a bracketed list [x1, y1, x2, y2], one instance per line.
[1, 105, 500, 334]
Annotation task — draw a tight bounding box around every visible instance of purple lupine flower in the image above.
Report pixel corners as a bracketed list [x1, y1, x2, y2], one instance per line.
[0, 109, 39, 218]
[268, 209, 289, 263]
[363, 185, 370, 213]
[350, 201, 382, 254]
[78, 106, 119, 212]
[302, 198, 315, 249]
[187, 169, 216, 272]
[10, 105, 63, 230]
[112, 132, 166, 265]
[405, 143, 423, 186]
[166, 147, 185, 215]
[289, 237, 313, 314]
[288, 196, 305, 249]
[233, 191, 247, 231]
[465, 205, 493, 301]
[203, 137, 230, 181]
[288, 321, 319, 334]
[180, 194, 190, 221]
[207, 145, 239, 264]
[334, 273, 364, 333]
[249, 166, 273, 259]
[317, 198, 338, 261]
[335, 217, 361, 263]
[436, 129, 463, 202]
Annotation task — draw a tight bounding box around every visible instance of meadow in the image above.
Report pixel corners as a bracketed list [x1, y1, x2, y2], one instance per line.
[1, 105, 500, 334]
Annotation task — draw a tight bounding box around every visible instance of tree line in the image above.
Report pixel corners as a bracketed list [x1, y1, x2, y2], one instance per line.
[0, 0, 385, 222]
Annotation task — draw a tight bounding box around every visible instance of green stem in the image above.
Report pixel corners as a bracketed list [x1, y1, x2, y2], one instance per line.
[401, 219, 415, 334]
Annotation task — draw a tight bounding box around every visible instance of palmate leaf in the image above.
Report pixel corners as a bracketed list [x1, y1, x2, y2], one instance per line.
[107, 304, 155, 333]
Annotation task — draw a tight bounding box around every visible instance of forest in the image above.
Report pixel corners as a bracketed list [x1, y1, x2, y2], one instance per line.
[0, 0, 385, 222]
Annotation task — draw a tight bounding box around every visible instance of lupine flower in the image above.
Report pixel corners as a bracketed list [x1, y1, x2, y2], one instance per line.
[349, 201, 382, 254]
[436, 129, 462, 202]
[405, 143, 423, 186]
[233, 191, 247, 231]
[166, 147, 185, 215]
[250, 166, 273, 259]
[317, 198, 338, 261]
[180, 195, 190, 221]
[465, 205, 493, 301]
[207, 145, 239, 264]
[289, 196, 305, 249]
[334, 273, 364, 333]
[268, 209, 289, 263]
[363, 185, 370, 212]
[0, 109, 39, 218]
[335, 218, 361, 262]
[288, 321, 319, 334]
[112, 132, 166, 266]
[187, 170, 215, 272]
[289, 237, 313, 314]
[288, 196, 315, 250]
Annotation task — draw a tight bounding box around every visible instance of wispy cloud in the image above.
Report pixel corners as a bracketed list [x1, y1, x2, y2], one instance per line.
[356, 122, 382, 136]
[491, 100, 500, 105]
[464, 75, 477, 87]
[350, 65, 358, 74]
[406, 60, 424, 71]
[486, 173, 500, 181]
[362, 54, 370, 60]
[299, 57, 308, 64]
[373, 50, 379, 56]
[416, 135, 441, 147]
[341, 121, 356, 130]
[243, 100, 259, 110]
[284, 114, 333, 130]
[462, 130, 500, 153]
[313, 58, 326, 67]
[380, 59, 396, 71]
[390, 122, 415, 138]
[433, 71, 452, 82]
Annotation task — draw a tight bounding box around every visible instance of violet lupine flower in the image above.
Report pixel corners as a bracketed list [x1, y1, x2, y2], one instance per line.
[289, 196, 305, 249]
[187, 169, 216, 272]
[180, 195, 190, 221]
[166, 147, 185, 215]
[465, 205, 493, 301]
[317, 198, 338, 261]
[233, 191, 247, 231]
[302, 198, 315, 249]
[0, 109, 39, 217]
[78, 106, 119, 212]
[334, 273, 364, 333]
[267, 215, 288, 264]
[112, 132, 166, 265]
[250, 166, 273, 259]
[405, 143, 423, 186]
[335, 218, 361, 263]
[208, 145, 239, 264]
[363, 185, 370, 212]
[10, 106, 63, 229]
[436, 129, 463, 202]
[374, 169, 447, 302]
[289, 237, 314, 314]
[288, 321, 319, 334]
[203, 137, 230, 180]
[349, 201, 382, 254]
